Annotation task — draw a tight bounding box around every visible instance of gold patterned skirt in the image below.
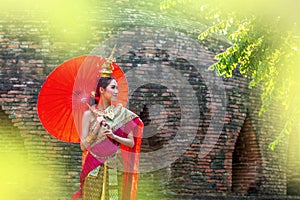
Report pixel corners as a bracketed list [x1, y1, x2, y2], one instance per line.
[82, 164, 109, 200]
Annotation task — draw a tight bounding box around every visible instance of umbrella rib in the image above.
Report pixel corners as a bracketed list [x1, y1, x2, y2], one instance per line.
[69, 120, 77, 142]
[58, 109, 73, 141]
[43, 105, 67, 134]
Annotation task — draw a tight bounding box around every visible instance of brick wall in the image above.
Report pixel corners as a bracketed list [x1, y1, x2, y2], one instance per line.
[0, 1, 297, 199]
[287, 124, 300, 196]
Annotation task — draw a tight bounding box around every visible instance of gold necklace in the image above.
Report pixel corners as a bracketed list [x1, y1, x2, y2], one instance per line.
[92, 105, 114, 120]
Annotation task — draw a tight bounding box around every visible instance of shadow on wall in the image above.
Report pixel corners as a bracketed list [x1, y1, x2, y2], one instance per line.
[232, 115, 263, 195]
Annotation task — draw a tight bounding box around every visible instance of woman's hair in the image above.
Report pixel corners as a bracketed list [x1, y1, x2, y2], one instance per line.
[92, 76, 115, 104]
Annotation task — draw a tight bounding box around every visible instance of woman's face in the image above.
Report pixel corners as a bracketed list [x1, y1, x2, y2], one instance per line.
[101, 79, 118, 102]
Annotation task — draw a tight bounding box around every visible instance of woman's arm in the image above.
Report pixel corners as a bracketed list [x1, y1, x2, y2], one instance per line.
[105, 129, 135, 148]
[80, 111, 91, 151]
[80, 111, 104, 151]
[81, 111, 108, 151]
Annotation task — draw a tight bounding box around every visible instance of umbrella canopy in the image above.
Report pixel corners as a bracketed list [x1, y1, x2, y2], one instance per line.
[37, 55, 128, 143]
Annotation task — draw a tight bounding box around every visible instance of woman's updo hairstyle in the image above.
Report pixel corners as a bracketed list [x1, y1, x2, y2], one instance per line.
[91, 76, 115, 104]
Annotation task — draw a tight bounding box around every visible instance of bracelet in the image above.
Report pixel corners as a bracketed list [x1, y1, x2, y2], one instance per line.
[86, 132, 97, 143]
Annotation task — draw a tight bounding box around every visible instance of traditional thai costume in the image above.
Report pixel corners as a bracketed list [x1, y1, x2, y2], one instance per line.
[72, 104, 143, 200]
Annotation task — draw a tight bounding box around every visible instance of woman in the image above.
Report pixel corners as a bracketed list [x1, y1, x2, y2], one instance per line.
[72, 76, 143, 200]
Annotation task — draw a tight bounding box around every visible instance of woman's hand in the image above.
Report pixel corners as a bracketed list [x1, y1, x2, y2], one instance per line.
[104, 129, 134, 148]
[104, 129, 115, 139]
[99, 118, 110, 129]
[91, 116, 110, 133]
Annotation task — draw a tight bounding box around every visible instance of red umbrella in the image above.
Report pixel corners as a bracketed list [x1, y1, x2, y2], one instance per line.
[37, 55, 128, 143]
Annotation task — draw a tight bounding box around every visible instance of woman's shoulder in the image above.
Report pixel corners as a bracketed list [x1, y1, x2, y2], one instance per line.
[83, 108, 93, 118]
[113, 103, 135, 113]
[115, 103, 139, 118]
[112, 103, 124, 115]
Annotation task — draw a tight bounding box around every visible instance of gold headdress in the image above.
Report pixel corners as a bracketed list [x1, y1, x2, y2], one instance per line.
[100, 44, 117, 77]
[83, 45, 118, 106]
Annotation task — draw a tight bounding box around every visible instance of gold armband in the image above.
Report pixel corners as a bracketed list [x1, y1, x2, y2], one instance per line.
[86, 132, 97, 144]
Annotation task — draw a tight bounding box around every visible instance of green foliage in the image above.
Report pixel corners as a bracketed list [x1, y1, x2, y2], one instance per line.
[161, 0, 300, 149]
